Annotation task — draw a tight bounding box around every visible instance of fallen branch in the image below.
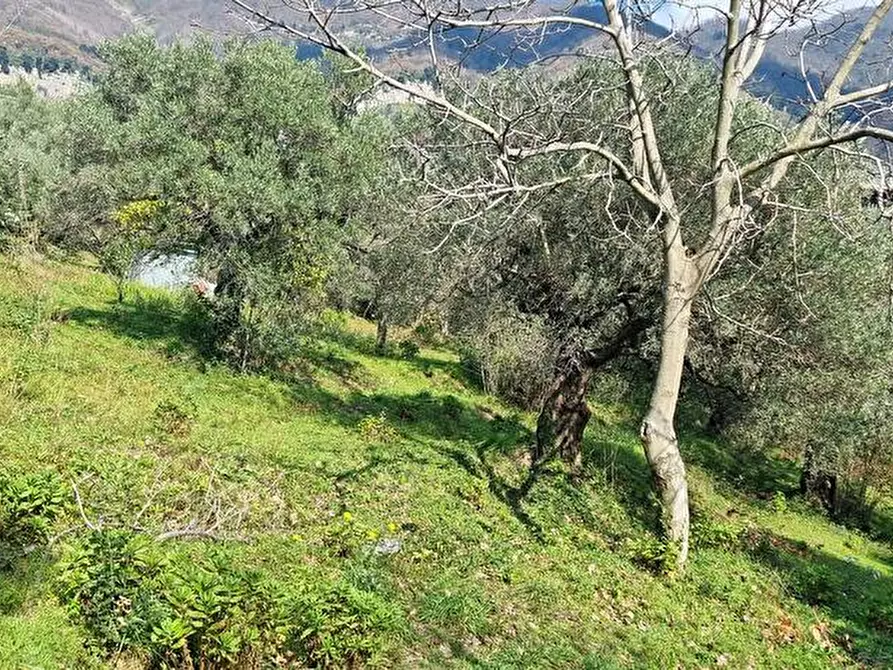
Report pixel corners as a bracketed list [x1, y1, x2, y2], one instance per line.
[71, 479, 99, 532]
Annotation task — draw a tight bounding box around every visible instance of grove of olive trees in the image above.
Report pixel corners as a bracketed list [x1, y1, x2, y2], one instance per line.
[234, 0, 893, 565]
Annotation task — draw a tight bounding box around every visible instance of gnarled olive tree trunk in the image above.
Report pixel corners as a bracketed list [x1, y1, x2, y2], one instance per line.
[800, 443, 838, 514]
[535, 317, 650, 470]
[534, 350, 593, 470]
[640, 255, 695, 565]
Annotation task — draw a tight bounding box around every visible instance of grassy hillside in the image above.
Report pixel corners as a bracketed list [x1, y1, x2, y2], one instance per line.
[0, 254, 891, 668]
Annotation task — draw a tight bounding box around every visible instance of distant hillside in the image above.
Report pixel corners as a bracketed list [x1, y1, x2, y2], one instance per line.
[683, 7, 893, 114]
[0, 0, 244, 70]
[3, 1, 891, 122]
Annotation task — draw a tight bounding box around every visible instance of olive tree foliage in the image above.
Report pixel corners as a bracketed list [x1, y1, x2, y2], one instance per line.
[56, 36, 391, 367]
[716, 189, 893, 527]
[335, 158, 442, 353]
[391, 60, 833, 466]
[236, 0, 893, 565]
[0, 81, 62, 250]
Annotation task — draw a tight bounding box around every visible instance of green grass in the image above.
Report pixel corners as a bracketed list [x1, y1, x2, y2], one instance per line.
[0, 254, 892, 668]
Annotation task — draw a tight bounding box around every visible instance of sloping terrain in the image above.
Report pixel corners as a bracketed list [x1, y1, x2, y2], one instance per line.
[0, 0, 243, 67]
[0, 254, 891, 668]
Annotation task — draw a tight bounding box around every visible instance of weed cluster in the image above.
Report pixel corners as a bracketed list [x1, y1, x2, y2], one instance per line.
[0, 472, 66, 568]
[57, 530, 399, 668]
[357, 413, 399, 443]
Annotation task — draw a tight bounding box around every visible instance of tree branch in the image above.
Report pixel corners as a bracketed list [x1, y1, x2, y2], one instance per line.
[740, 127, 893, 180]
[230, 0, 662, 208]
[832, 80, 893, 109]
[763, 0, 893, 191]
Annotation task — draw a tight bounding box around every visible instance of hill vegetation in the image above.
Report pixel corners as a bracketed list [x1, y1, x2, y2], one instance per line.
[2, 3, 893, 666]
[4, 0, 893, 114]
[1, 255, 891, 668]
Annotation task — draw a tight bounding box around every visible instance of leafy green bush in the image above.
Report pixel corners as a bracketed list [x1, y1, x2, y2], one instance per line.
[0, 472, 66, 568]
[151, 553, 290, 669]
[691, 518, 745, 550]
[455, 309, 555, 410]
[770, 491, 788, 513]
[56, 531, 400, 667]
[56, 531, 168, 653]
[624, 536, 679, 575]
[289, 579, 400, 667]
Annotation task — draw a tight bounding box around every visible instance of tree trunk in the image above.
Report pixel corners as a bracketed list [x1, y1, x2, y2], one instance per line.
[213, 263, 244, 353]
[375, 312, 388, 353]
[640, 258, 695, 566]
[800, 443, 838, 514]
[534, 350, 593, 470]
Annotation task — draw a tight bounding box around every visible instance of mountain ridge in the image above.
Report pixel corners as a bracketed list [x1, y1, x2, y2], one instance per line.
[2, 1, 890, 121]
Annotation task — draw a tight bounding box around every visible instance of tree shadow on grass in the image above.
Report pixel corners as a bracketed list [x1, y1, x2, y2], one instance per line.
[407, 354, 482, 390]
[280, 377, 545, 540]
[292, 386, 532, 456]
[65, 293, 216, 361]
[684, 435, 802, 499]
[280, 346, 373, 392]
[64, 295, 527, 449]
[581, 421, 663, 535]
[437, 440, 548, 542]
[64, 297, 641, 547]
[66, 298, 377, 389]
[744, 528, 893, 668]
[324, 327, 383, 358]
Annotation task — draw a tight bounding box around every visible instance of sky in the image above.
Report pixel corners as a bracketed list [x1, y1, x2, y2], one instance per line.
[650, 0, 879, 29]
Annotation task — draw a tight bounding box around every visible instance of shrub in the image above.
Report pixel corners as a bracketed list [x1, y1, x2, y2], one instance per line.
[396, 339, 420, 360]
[151, 552, 290, 669]
[457, 310, 555, 409]
[288, 580, 400, 667]
[0, 471, 66, 568]
[624, 536, 679, 575]
[57, 530, 168, 652]
[56, 530, 401, 667]
[691, 518, 745, 550]
[770, 491, 787, 513]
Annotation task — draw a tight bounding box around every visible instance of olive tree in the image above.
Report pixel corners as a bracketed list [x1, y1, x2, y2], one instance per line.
[57, 36, 390, 366]
[235, 0, 893, 564]
[0, 81, 61, 249]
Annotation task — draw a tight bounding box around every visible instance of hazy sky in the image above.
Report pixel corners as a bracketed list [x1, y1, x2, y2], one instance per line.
[651, 0, 879, 29]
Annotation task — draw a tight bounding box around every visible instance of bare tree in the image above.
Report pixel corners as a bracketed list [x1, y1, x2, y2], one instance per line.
[230, 0, 893, 565]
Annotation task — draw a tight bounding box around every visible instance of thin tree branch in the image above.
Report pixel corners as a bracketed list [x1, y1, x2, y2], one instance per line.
[740, 127, 893, 180]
